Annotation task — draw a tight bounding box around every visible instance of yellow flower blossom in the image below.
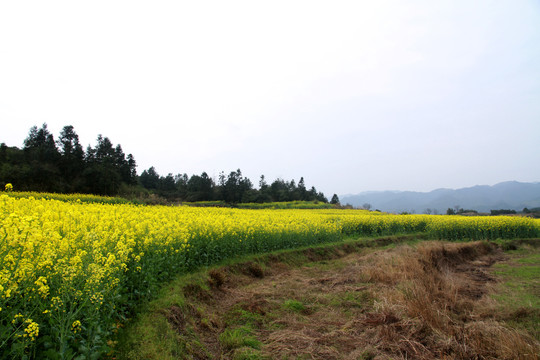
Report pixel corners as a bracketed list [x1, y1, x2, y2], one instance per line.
[24, 320, 39, 341]
[71, 320, 82, 333]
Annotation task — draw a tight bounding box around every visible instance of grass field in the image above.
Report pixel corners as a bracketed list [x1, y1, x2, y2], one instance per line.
[491, 241, 540, 341]
[1, 192, 539, 359]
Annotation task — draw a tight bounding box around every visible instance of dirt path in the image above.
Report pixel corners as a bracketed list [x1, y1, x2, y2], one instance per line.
[120, 240, 540, 360]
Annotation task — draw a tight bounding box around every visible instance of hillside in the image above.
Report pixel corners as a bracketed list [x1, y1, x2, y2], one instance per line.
[340, 181, 540, 214]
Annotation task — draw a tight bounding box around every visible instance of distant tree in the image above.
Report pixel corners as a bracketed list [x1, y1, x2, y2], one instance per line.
[271, 179, 290, 202]
[240, 176, 253, 200]
[256, 175, 272, 203]
[22, 123, 62, 191]
[241, 188, 258, 203]
[308, 186, 318, 201]
[81, 164, 121, 196]
[288, 179, 300, 200]
[362, 203, 372, 211]
[83, 135, 130, 195]
[114, 145, 134, 184]
[158, 173, 177, 197]
[490, 209, 517, 216]
[258, 175, 267, 189]
[126, 154, 137, 184]
[298, 177, 307, 200]
[0, 143, 27, 190]
[0, 143, 7, 163]
[57, 125, 84, 160]
[424, 208, 432, 215]
[187, 172, 214, 201]
[24, 124, 59, 161]
[140, 167, 160, 190]
[175, 173, 189, 199]
[330, 194, 340, 204]
[57, 125, 85, 191]
[93, 135, 114, 163]
[223, 169, 252, 203]
[446, 208, 456, 215]
[317, 192, 328, 203]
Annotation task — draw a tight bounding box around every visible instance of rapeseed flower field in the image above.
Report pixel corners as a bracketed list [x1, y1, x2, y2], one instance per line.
[1, 194, 538, 358]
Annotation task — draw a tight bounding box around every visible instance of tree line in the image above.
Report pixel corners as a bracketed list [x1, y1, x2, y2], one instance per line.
[1, 124, 336, 204]
[140, 167, 331, 203]
[1, 124, 136, 195]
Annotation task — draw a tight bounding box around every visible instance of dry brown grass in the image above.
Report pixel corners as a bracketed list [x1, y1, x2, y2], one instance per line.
[131, 240, 539, 360]
[359, 241, 539, 359]
[207, 268, 227, 288]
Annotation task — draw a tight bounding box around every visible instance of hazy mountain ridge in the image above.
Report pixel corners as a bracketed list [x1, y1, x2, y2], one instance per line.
[340, 181, 540, 214]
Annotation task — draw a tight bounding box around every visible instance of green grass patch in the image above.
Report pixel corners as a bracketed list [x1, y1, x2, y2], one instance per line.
[515, 253, 540, 264]
[219, 326, 261, 350]
[491, 243, 540, 340]
[493, 264, 540, 282]
[327, 290, 372, 309]
[231, 347, 268, 360]
[225, 308, 266, 328]
[282, 299, 306, 313]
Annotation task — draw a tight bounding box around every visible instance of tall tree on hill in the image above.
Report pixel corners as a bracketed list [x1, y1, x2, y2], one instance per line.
[270, 178, 289, 201]
[256, 175, 272, 203]
[23, 124, 62, 192]
[317, 191, 328, 203]
[83, 135, 121, 195]
[114, 145, 137, 185]
[298, 177, 307, 201]
[126, 154, 137, 184]
[57, 125, 85, 191]
[223, 169, 253, 203]
[308, 186, 318, 201]
[175, 173, 189, 199]
[158, 173, 177, 198]
[288, 179, 300, 201]
[187, 172, 214, 201]
[140, 167, 160, 190]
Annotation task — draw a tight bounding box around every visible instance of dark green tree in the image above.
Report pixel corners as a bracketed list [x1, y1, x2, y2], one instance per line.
[256, 175, 272, 203]
[270, 179, 289, 201]
[83, 135, 122, 195]
[57, 125, 85, 191]
[140, 167, 160, 190]
[298, 177, 307, 200]
[22, 124, 62, 192]
[175, 173, 189, 199]
[157, 173, 177, 197]
[186, 172, 214, 201]
[223, 169, 252, 203]
[0, 143, 28, 190]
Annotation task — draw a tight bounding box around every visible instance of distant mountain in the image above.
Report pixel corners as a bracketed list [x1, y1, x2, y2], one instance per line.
[340, 181, 540, 214]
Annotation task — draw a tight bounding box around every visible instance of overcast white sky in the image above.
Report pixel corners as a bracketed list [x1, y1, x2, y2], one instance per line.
[1, 1, 539, 197]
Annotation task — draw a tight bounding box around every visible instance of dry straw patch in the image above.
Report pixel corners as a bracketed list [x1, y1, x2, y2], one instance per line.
[358, 241, 539, 359]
